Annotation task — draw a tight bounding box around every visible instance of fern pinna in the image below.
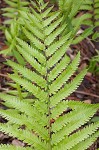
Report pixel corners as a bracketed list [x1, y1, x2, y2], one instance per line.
[0, 1, 99, 150]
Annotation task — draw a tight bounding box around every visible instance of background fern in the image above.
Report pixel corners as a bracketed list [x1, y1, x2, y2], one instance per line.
[80, 0, 99, 41]
[0, 0, 99, 150]
[53, 0, 99, 44]
[1, 0, 99, 53]
[1, 0, 98, 55]
[2, 0, 29, 24]
[0, 0, 29, 55]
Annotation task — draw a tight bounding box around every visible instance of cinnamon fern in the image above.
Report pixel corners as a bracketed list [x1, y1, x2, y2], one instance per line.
[0, 1, 99, 150]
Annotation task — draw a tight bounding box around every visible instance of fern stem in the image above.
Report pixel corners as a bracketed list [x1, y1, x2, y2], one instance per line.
[33, 2, 52, 148]
[45, 28, 52, 150]
[46, 69, 52, 150]
[39, 2, 52, 148]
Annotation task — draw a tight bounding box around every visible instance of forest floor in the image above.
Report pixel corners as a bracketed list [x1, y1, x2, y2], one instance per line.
[0, 0, 99, 149]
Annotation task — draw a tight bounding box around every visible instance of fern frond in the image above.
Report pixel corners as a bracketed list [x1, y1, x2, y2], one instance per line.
[0, 93, 47, 126]
[16, 45, 46, 75]
[49, 52, 80, 94]
[24, 21, 44, 40]
[39, 0, 48, 10]
[59, 0, 83, 19]
[59, 0, 98, 43]
[51, 100, 69, 119]
[69, 0, 84, 19]
[52, 102, 99, 132]
[0, 123, 48, 150]
[0, 1, 99, 149]
[47, 39, 72, 69]
[27, 13, 43, 30]
[45, 17, 63, 36]
[46, 32, 72, 57]
[22, 27, 45, 51]
[53, 122, 99, 150]
[50, 69, 87, 107]
[72, 14, 93, 35]
[16, 38, 46, 65]
[9, 74, 47, 101]
[0, 144, 31, 150]
[42, 6, 54, 18]
[2, 0, 29, 24]
[0, 94, 48, 141]
[52, 105, 99, 145]
[45, 23, 66, 46]
[43, 12, 60, 27]
[70, 131, 99, 150]
[7, 60, 47, 89]
[2, 20, 21, 56]
[48, 55, 70, 82]
[73, 27, 93, 44]
[0, 108, 48, 140]
[0, 109, 26, 126]
[80, 0, 99, 40]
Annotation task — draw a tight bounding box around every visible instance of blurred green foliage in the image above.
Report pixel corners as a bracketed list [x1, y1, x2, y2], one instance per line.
[89, 51, 99, 74]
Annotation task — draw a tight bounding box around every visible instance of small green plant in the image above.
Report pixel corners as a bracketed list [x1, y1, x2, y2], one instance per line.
[0, 1, 99, 150]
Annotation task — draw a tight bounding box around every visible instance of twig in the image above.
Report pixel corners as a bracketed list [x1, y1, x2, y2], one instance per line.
[86, 37, 95, 49]
[0, 73, 8, 78]
[0, 87, 9, 91]
[75, 90, 99, 98]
